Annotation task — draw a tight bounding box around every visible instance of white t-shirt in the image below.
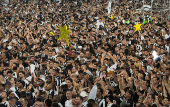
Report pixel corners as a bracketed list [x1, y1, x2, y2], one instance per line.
[96, 20, 104, 29]
[107, 63, 117, 72]
[107, 103, 113, 107]
[65, 99, 73, 107]
[165, 33, 170, 40]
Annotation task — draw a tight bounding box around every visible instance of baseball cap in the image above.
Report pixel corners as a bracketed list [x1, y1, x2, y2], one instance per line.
[60, 82, 67, 86]
[108, 70, 114, 74]
[39, 77, 45, 82]
[5, 81, 11, 85]
[15, 101, 22, 107]
[80, 91, 88, 97]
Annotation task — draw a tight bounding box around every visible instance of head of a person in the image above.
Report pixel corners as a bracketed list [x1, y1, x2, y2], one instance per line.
[66, 89, 72, 100]
[19, 98, 27, 107]
[96, 88, 103, 97]
[30, 56, 35, 62]
[1, 91, 7, 100]
[162, 97, 169, 106]
[75, 95, 83, 105]
[33, 101, 44, 107]
[88, 99, 98, 107]
[106, 95, 113, 103]
[38, 79, 45, 87]
[8, 91, 15, 99]
[125, 90, 133, 100]
[66, 78, 73, 87]
[46, 76, 52, 84]
[17, 80, 25, 88]
[7, 71, 13, 80]
[146, 94, 154, 106]
[8, 97, 17, 106]
[19, 71, 25, 78]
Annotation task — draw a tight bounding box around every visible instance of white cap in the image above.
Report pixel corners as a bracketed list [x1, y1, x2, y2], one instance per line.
[39, 77, 45, 82]
[80, 91, 88, 97]
[86, 70, 93, 76]
[26, 76, 32, 82]
[7, 46, 12, 50]
[3, 39, 8, 43]
[60, 82, 66, 86]
[78, 46, 82, 49]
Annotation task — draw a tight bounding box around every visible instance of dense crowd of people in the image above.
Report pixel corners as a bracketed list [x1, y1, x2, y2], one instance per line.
[0, 0, 170, 107]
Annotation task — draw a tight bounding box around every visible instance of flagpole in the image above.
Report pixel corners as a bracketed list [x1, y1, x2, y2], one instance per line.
[143, 0, 145, 18]
[151, 0, 153, 21]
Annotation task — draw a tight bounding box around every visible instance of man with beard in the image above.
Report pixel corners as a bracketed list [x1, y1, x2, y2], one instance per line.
[65, 89, 73, 107]
[1, 91, 10, 107]
[95, 88, 106, 107]
[38, 78, 45, 91]
[75, 95, 84, 107]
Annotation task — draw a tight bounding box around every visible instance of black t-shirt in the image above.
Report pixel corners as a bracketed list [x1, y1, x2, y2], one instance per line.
[60, 94, 67, 107]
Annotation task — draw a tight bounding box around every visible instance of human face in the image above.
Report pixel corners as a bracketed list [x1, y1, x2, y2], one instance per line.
[95, 77, 100, 84]
[138, 96, 143, 103]
[147, 95, 153, 105]
[1, 92, 7, 99]
[75, 97, 81, 105]
[66, 91, 72, 100]
[17, 82, 22, 88]
[38, 80, 44, 87]
[19, 73, 24, 78]
[66, 80, 72, 87]
[9, 92, 15, 98]
[7, 73, 12, 80]
[125, 91, 130, 100]
[30, 56, 35, 62]
[162, 98, 169, 106]
[19, 98, 26, 106]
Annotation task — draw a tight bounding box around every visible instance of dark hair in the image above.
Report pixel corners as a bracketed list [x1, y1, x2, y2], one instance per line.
[7, 70, 13, 74]
[66, 78, 73, 83]
[111, 104, 119, 107]
[138, 103, 146, 107]
[52, 102, 59, 107]
[19, 71, 25, 75]
[98, 88, 103, 94]
[66, 89, 72, 93]
[45, 99, 52, 107]
[76, 95, 83, 102]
